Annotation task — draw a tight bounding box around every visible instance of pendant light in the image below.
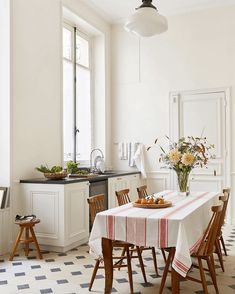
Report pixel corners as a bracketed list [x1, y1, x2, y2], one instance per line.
[124, 0, 168, 37]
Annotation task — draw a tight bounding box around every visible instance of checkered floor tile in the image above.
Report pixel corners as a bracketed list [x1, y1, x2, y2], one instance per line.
[0, 225, 235, 293]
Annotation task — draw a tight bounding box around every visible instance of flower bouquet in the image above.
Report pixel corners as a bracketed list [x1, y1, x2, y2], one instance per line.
[148, 136, 215, 194]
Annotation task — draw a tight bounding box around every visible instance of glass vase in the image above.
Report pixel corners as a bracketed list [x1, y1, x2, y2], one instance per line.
[176, 170, 190, 196]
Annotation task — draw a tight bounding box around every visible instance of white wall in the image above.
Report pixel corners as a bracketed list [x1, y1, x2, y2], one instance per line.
[11, 0, 110, 224]
[0, 0, 10, 186]
[111, 5, 235, 221]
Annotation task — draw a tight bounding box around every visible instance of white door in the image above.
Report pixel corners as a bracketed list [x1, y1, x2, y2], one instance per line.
[170, 88, 230, 192]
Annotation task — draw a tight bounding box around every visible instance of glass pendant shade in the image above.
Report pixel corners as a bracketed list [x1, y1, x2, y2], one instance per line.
[125, 7, 168, 37]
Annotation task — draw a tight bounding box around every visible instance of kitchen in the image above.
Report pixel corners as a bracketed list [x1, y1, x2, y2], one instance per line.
[0, 0, 235, 293]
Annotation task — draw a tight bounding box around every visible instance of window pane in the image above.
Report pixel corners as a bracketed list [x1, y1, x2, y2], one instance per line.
[63, 60, 74, 161]
[63, 28, 72, 60]
[76, 34, 89, 67]
[76, 65, 91, 161]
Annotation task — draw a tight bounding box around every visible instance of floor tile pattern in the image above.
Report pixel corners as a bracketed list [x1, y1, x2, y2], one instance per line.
[0, 225, 235, 293]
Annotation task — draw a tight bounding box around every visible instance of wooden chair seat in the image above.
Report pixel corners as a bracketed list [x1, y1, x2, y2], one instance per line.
[87, 194, 148, 294]
[9, 218, 42, 261]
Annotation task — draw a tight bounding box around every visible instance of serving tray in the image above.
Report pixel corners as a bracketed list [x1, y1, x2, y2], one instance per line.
[132, 200, 172, 209]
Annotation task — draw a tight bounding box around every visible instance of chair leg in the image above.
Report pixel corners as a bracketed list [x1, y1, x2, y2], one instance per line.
[24, 228, 30, 256]
[29, 226, 43, 259]
[126, 247, 134, 294]
[89, 259, 100, 291]
[215, 239, 225, 272]
[220, 235, 228, 256]
[206, 255, 219, 294]
[159, 248, 175, 294]
[117, 247, 126, 270]
[198, 257, 208, 294]
[161, 248, 167, 263]
[136, 246, 147, 283]
[9, 227, 24, 261]
[151, 247, 159, 276]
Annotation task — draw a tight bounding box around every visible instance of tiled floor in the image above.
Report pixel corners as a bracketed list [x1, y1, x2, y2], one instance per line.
[1, 225, 235, 293]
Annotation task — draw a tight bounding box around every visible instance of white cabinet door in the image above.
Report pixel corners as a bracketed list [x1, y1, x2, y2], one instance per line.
[108, 176, 130, 208]
[128, 174, 141, 202]
[65, 182, 89, 246]
[21, 184, 64, 246]
[108, 174, 141, 208]
[21, 182, 89, 251]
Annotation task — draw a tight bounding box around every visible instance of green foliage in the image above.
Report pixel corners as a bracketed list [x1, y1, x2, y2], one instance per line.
[36, 165, 63, 173]
[66, 161, 80, 174]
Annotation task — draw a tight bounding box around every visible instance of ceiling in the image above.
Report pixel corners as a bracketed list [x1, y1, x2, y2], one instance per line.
[80, 0, 235, 23]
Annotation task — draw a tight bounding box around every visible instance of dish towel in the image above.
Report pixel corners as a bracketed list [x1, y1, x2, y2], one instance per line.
[128, 142, 139, 167]
[118, 142, 128, 160]
[133, 143, 147, 179]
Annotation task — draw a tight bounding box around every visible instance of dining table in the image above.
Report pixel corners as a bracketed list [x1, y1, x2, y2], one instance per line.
[89, 190, 220, 293]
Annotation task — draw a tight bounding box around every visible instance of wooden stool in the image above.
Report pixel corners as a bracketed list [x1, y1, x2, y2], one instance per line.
[9, 219, 43, 261]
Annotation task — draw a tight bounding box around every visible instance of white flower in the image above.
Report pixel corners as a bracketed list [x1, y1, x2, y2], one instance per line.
[182, 153, 195, 166]
[168, 149, 180, 163]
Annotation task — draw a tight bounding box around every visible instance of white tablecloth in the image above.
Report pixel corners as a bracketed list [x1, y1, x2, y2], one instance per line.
[89, 190, 220, 277]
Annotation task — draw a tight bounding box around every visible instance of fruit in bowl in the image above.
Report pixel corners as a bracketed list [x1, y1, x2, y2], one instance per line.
[35, 165, 67, 180]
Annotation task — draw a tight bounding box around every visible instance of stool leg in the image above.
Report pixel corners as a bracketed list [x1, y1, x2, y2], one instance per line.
[24, 227, 30, 257]
[29, 226, 43, 259]
[9, 226, 24, 261]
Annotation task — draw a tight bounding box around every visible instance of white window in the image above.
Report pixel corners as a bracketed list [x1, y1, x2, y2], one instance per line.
[63, 24, 92, 163]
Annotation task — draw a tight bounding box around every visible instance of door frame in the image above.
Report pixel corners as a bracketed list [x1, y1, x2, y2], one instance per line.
[169, 87, 231, 211]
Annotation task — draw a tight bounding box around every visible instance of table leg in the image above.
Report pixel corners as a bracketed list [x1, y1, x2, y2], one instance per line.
[102, 237, 113, 294]
[171, 264, 180, 294]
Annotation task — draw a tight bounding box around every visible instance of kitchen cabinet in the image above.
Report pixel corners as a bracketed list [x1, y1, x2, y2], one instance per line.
[20, 181, 89, 252]
[0, 208, 10, 255]
[108, 174, 141, 208]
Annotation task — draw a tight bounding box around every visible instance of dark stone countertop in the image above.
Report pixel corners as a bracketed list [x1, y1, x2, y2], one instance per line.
[20, 171, 141, 185]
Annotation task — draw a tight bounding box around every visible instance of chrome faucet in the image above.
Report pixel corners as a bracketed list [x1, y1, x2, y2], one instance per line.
[90, 148, 104, 173]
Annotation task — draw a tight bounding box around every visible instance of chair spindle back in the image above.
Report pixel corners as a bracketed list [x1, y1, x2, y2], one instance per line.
[115, 189, 131, 206]
[197, 203, 223, 256]
[87, 194, 105, 225]
[137, 185, 148, 199]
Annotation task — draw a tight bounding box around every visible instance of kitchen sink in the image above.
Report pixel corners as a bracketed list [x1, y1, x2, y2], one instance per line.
[101, 171, 116, 175]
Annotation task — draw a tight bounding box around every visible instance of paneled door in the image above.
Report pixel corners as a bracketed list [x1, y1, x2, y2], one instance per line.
[169, 88, 230, 192]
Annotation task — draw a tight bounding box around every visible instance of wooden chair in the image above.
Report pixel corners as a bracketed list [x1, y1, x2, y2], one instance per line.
[214, 193, 229, 272]
[137, 185, 148, 199]
[9, 219, 43, 261]
[87, 194, 147, 294]
[159, 203, 223, 294]
[219, 188, 231, 256]
[115, 189, 159, 276]
[115, 189, 131, 206]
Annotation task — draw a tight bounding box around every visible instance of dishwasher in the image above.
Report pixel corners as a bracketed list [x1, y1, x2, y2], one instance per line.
[89, 180, 108, 230]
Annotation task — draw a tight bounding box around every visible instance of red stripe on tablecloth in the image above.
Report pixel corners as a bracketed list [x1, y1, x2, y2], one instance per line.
[174, 258, 189, 274]
[159, 192, 209, 248]
[165, 192, 209, 219]
[159, 218, 168, 248]
[125, 217, 148, 245]
[107, 215, 115, 239]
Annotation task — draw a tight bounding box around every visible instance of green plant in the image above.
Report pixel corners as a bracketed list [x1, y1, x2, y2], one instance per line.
[35, 164, 63, 173]
[66, 161, 80, 174]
